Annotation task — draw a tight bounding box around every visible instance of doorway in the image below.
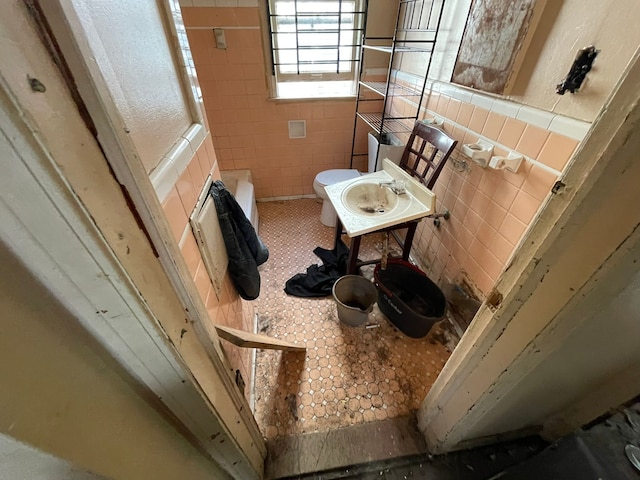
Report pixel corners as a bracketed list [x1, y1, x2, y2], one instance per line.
[30, 0, 640, 476]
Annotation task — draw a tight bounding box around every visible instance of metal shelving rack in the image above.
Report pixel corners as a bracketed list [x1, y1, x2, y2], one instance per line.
[350, 0, 446, 169]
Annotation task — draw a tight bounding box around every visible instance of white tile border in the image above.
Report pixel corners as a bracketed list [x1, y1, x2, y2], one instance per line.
[425, 106, 563, 177]
[549, 115, 591, 141]
[491, 99, 520, 118]
[151, 123, 205, 203]
[430, 80, 591, 141]
[469, 92, 494, 110]
[516, 105, 555, 130]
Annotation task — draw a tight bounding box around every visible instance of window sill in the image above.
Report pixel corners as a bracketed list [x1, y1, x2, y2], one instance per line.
[272, 81, 357, 102]
[268, 95, 357, 103]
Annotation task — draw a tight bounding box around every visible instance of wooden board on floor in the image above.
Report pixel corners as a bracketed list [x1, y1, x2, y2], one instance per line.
[214, 325, 305, 352]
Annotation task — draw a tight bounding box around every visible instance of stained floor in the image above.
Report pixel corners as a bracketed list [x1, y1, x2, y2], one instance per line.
[252, 198, 451, 440]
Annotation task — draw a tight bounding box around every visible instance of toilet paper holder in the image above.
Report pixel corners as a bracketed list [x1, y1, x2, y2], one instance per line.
[461, 140, 494, 167]
[488, 151, 523, 173]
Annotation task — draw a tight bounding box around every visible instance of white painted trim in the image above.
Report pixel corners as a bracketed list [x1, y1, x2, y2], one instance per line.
[515, 105, 555, 130]
[150, 123, 205, 203]
[0, 89, 254, 478]
[161, 0, 204, 124]
[36, 0, 265, 474]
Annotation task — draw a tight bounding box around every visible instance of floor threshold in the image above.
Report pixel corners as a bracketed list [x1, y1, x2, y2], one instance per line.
[265, 415, 426, 479]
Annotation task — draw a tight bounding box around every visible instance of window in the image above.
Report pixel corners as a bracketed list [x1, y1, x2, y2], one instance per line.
[266, 0, 366, 98]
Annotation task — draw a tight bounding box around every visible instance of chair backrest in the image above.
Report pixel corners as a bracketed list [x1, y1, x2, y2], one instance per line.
[399, 122, 458, 189]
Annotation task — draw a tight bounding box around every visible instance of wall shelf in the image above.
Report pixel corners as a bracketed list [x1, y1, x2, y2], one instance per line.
[359, 81, 422, 97]
[356, 113, 414, 135]
[350, 0, 447, 170]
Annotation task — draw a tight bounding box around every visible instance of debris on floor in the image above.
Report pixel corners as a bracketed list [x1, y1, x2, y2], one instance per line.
[252, 199, 451, 440]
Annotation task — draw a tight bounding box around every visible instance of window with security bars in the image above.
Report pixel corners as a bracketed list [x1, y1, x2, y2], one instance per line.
[266, 0, 366, 96]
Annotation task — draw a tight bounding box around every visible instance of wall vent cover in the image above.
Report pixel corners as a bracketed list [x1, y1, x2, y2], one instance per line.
[288, 120, 306, 139]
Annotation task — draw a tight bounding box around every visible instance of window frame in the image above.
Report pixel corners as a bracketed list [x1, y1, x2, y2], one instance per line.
[263, 0, 366, 97]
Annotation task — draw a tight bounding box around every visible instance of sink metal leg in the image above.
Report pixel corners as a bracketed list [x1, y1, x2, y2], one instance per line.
[347, 236, 362, 275]
[333, 218, 343, 251]
[402, 223, 418, 261]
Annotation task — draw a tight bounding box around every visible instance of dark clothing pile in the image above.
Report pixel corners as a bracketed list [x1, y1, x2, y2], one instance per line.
[210, 180, 268, 300]
[284, 240, 350, 297]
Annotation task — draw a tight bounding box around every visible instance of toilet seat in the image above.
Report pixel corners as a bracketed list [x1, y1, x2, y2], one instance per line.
[314, 169, 360, 188]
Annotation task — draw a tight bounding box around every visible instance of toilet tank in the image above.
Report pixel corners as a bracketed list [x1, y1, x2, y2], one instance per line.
[368, 132, 405, 172]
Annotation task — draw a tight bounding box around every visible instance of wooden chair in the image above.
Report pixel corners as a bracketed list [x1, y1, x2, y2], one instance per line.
[335, 121, 457, 274]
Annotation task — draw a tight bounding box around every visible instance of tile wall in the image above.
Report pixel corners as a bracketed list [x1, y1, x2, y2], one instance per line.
[182, 6, 363, 199]
[179, 2, 589, 300]
[160, 132, 254, 401]
[403, 81, 586, 297]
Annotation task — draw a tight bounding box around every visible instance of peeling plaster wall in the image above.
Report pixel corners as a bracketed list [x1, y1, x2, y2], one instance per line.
[433, 0, 640, 122]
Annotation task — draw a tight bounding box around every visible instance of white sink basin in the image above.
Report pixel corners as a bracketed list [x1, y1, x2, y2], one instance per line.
[342, 181, 406, 217]
[324, 159, 437, 237]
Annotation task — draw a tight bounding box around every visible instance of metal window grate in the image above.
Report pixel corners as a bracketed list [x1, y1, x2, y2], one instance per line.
[267, 0, 366, 78]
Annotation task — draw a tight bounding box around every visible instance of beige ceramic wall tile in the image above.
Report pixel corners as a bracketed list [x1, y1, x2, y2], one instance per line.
[468, 106, 489, 133]
[193, 260, 212, 300]
[537, 133, 579, 171]
[498, 118, 527, 150]
[456, 102, 474, 127]
[489, 232, 515, 264]
[510, 190, 542, 225]
[176, 168, 198, 215]
[522, 164, 558, 201]
[515, 123, 550, 159]
[180, 230, 203, 278]
[162, 187, 189, 242]
[482, 111, 507, 141]
[499, 213, 528, 245]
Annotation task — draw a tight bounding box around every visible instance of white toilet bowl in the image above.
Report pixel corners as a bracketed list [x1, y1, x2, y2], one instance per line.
[313, 169, 360, 227]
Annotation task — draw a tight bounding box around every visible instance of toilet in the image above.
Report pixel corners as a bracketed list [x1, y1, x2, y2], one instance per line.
[313, 169, 361, 227]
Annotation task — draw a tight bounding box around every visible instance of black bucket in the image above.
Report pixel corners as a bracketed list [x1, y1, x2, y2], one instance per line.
[374, 259, 446, 338]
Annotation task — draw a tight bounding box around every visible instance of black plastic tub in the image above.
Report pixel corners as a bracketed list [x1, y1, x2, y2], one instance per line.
[374, 259, 446, 338]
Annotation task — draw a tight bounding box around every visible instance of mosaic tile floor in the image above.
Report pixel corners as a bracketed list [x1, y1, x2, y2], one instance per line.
[252, 199, 451, 440]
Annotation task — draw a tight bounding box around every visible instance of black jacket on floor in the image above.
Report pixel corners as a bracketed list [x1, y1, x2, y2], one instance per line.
[284, 240, 349, 297]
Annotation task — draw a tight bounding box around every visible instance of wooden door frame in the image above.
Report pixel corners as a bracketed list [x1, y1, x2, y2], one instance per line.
[2, 0, 264, 478]
[19, 0, 640, 467]
[419, 49, 640, 452]
[0, 72, 257, 478]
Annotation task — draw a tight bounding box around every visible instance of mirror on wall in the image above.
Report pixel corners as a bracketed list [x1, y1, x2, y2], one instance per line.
[451, 0, 548, 95]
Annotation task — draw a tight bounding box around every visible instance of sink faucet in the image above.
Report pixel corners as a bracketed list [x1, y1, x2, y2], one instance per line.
[379, 180, 406, 195]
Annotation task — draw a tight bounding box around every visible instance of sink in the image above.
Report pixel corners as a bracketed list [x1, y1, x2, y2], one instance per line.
[324, 159, 436, 237]
[342, 182, 401, 216]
